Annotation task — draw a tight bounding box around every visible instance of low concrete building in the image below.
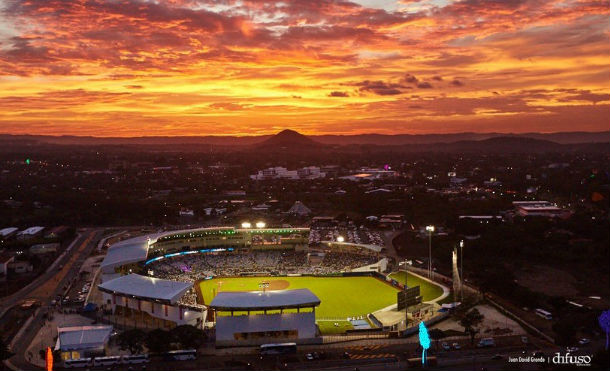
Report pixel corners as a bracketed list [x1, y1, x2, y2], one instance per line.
[55, 325, 113, 360]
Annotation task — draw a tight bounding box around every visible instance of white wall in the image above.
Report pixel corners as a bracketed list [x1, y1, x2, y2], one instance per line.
[102, 292, 204, 326]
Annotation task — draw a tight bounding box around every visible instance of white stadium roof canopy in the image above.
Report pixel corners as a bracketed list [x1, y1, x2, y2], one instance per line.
[55, 325, 113, 351]
[100, 233, 164, 273]
[210, 288, 320, 311]
[98, 274, 192, 304]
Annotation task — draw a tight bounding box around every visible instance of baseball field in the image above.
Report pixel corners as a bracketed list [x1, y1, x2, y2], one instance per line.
[198, 273, 444, 319]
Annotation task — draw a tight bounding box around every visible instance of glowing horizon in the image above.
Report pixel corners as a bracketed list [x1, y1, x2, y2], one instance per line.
[0, 0, 608, 137]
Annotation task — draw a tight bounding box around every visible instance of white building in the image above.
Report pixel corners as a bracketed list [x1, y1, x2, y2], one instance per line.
[17, 226, 45, 240]
[250, 166, 325, 180]
[513, 201, 570, 218]
[56, 325, 113, 360]
[98, 274, 205, 328]
[210, 289, 321, 346]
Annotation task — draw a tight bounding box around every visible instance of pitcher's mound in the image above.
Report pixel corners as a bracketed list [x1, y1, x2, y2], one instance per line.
[266, 280, 290, 290]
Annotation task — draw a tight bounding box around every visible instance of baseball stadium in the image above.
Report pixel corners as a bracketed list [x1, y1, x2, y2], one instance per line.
[97, 225, 446, 345]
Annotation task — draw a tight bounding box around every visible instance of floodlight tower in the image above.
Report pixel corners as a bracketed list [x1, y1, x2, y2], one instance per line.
[425, 225, 435, 278]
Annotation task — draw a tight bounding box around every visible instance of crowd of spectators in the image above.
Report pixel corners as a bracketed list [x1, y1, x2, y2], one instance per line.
[309, 227, 384, 246]
[148, 249, 380, 285]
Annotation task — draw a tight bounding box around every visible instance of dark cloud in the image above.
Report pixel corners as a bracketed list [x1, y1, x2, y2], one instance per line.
[356, 80, 406, 96]
[403, 74, 419, 84]
[328, 91, 349, 97]
[417, 82, 433, 89]
[450, 79, 464, 87]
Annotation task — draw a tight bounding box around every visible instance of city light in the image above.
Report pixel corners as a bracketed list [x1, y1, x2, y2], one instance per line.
[241, 222, 251, 229]
[337, 236, 345, 242]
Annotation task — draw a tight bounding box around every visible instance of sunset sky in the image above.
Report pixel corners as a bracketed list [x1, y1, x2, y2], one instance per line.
[0, 0, 608, 136]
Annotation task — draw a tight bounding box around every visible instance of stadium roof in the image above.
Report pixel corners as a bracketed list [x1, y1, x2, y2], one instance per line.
[323, 241, 383, 253]
[55, 325, 113, 351]
[100, 234, 160, 273]
[98, 274, 192, 304]
[17, 226, 44, 236]
[0, 227, 18, 237]
[210, 288, 320, 311]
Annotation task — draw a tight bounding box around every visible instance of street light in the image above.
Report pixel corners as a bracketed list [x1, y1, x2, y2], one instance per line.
[255, 221, 266, 229]
[459, 239, 464, 301]
[241, 222, 251, 229]
[336, 236, 345, 243]
[426, 225, 435, 278]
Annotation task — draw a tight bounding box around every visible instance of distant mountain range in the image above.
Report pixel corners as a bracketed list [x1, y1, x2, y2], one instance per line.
[0, 129, 607, 153]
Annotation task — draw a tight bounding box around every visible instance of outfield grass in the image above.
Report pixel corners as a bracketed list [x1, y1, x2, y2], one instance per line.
[199, 276, 400, 319]
[387, 271, 444, 302]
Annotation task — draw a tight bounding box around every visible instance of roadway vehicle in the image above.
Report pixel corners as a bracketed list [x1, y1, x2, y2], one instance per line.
[163, 349, 197, 361]
[535, 308, 553, 320]
[578, 338, 590, 345]
[452, 342, 461, 350]
[122, 354, 150, 364]
[441, 342, 451, 351]
[93, 356, 121, 366]
[305, 353, 314, 361]
[477, 338, 495, 348]
[260, 343, 297, 356]
[64, 358, 92, 368]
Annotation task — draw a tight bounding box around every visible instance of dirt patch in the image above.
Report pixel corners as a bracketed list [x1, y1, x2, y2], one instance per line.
[266, 279, 290, 290]
[515, 265, 578, 297]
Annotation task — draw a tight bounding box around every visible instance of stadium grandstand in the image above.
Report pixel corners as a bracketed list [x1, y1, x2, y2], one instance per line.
[96, 225, 396, 335]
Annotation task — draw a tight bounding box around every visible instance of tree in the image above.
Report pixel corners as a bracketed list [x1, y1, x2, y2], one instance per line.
[145, 329, 172, 354]
[428, 328, 446, 350]
[0, 339, 14, 371]
[117, 329, 146, 354]
[552, 321, 576, 346]
[0, 339, 13, 360]
[170, 325, 205, 349]
[457, 308, 484, 345]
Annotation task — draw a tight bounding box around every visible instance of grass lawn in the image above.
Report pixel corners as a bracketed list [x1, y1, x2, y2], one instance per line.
[387, 271, 444, 302]
[199, 276, 400, 319]
[317, 320, 354, 334]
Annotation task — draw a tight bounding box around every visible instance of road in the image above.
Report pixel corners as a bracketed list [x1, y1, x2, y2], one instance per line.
[2, 229, 103, 371]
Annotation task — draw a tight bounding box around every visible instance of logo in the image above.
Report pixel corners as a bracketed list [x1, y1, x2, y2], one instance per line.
[552, 352, 592, 367]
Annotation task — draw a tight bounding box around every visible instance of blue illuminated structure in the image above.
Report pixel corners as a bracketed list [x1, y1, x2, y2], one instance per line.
[419, 321, 430, 366]
[144, 247, 234, 265]
[599, 309, 610, 350]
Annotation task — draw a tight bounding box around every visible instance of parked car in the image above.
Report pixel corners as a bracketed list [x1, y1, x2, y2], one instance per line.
[477, 338, 495, 348]
[578, 338, 590, 345]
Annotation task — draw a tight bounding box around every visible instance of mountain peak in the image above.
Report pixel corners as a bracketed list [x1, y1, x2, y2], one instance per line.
[274, 129, 307, 139]
[258, 129, 321, 148]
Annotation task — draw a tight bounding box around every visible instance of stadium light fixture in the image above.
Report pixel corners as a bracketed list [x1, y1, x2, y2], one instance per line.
[256, 221, 266, 228]
[241, 222, 251, 229]
[426, 225, 435, 278]
[337, 236, 345, 243]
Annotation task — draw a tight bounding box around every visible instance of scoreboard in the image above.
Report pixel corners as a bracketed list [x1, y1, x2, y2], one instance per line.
[397, 285, 422, 310]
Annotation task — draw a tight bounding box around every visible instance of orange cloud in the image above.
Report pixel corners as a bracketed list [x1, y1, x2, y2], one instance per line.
[0, 0, 608, 136]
